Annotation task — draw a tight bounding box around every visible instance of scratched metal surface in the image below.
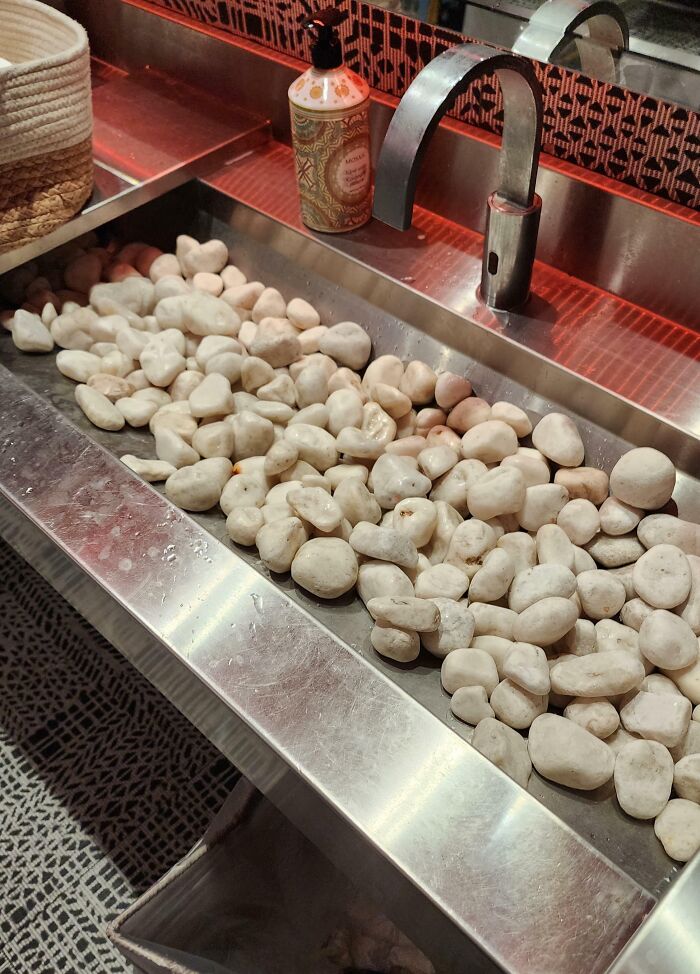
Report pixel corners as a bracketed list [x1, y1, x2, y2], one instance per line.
[0, 364, 653, 974]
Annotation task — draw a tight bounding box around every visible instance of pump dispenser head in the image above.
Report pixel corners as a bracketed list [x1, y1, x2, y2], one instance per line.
[304, 7, 343, 69]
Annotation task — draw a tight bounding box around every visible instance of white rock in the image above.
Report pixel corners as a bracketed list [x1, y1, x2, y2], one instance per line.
[139, 335, 186, 388]
[497, 532, 537, 575]
[557, 498, 600, 546]
[503, 642, 550, 695]
[284, 424, 337, 471]
[258, 374, 297, 408]
[295, 365, 329, 408]
[490, 679, 548, 730]
[670, 721, 700, 762]
[291, 537, 358, 597]
[595, 621, 647, 672]
[226, 506, 265, 546]
[514, 597, 578, 647]
[421, 599, 475, 659]
[461, 420, 518, 463]
[87, 373, 134, 401]
[391, 497, 437, 547]
[576, 569, 627, 620]
[450, 685, 494, 725]
[231, 412, 274, 459]
[528, 713, 614, 790]
[357, 561, 414, 606]
[532, 413, 585, 467]
[468, 548, 514, 603]
[633, 544, 692, 609]
[517, 484, 569, 532]
[219, 474, 267, 514]
[599, 497, 642, 536]
[639, 610, 699, 670]
[614, 740, 673, 819]
[256, 516, 307, 573]
[56, 349, 103, 382]
[349, 521, 418, 569]
[169, 370, 204, 402]
[249, 317, 302, 367]
[154, 428, 199, 469]
[447, 397, 491, 434]
[585, 532, 646, 569]
[417, 446, 459, 480]
[287, 486, 343, 532]
[444, 519, 497, 578]
[186, 373, 232, 419]
[623, 598, 655, 631]
[471, 636, 514, 678]
[325, 464, 368, 489]
[134, 387, 171, 407]
[678, 555, 700, 634]
[241, 356, 275, 392]
[508, 564, 576, 613]
[286, 297, 320, 330]
[642, 674, 683, 697]
[654, 800, 700, 862]
[372, 382, 412, 419]
[564, 698, 619, 738]
[673, 755, 700, 803]
[471, 603, 518, 640]
[661, 659, 700, 706]
[472, 717, 532, 788]
[610, 447, 676, 510]
[319, 321, 371, 370]
[637, 514, 700, 555]
[297, 324, 328, 354]
[607, 564, 637, 600]
[554, 618, 597, 657]
[251, 286, 286, 323]
[414, 563, 469, 601]
[326, 388, 364, 436]
[289, 403, 328, 428]
[120, 455, 176, 482]
[263, 440, 298, 477]
[333, 478, 381, 527]
[550, 649, 645, 697]
[466, 466, 526, 521]
[74, 385, 125, 431]
[433, 372, 472, 410]
[501, 449, 550, 488]
[490, 401, 532, 437]
[165, 458, 231, 511]
[370, 622, 420, 662]
[536, 524, 575, 572]
[11, 310, 54, 352]
[430, 458, 488, 515]
[399, 361, 436, 405]
[441, 647, 499, 695]
[620, 691, 691, 748]
[180, 239, 228, 276]
[361, 355, 403, 392]
[368, 597, 439, 632]
[369, 454, 431, 510]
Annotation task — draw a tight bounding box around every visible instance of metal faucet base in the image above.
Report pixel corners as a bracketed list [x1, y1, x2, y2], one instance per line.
[482, 191, 542, 310]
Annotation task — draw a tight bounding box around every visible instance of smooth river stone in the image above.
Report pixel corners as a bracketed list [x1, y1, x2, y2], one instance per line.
[513, 597, 578, 646]
[528, 713, 614, 790]
[450, 685, 494, 725]
[613, 740, 673, 820]
[531, 412, 585, 467]
[441, 647, 499, 695]
[472, 717, 532, 788]
[508, 564, 576, 612]
[620, 691, 691, 748]
[290, 537, 358, 598]
[349, 521, 418, 570]
[422, 599, 475, 659]
[367, 596, 439, 632]
[633, 544, 692, 609]
[550, 650, 645, 697]
[639, 610, 699, 670]
[502, 642, 550, 695]
[490, 679, 548, 730]
[637, 513, 700, 555]
[563, 698, 619, 738]
[661, 658, 700, 705]
[609, 447, 676, 510]
[654, 800, 700, 862]
[673, 754, 700, 803]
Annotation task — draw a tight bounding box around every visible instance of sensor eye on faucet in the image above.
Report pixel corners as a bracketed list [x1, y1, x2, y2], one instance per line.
[372, 44, 543, 312]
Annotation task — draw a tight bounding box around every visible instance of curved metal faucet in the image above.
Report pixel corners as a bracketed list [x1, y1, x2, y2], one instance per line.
[373, 44, 543, 311]
[513, 0, 629, 82]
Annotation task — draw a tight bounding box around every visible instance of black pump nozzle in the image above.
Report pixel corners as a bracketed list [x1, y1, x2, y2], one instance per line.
[304, 7, 343, 70]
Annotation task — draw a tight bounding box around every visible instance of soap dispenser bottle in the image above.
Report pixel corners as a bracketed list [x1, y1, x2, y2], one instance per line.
[288, 7, 371, 233]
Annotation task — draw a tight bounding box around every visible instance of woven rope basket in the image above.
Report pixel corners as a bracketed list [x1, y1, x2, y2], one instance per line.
[0, 0, 93, 256]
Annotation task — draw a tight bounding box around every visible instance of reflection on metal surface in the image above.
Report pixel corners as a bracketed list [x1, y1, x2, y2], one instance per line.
[373, 44, 543, 310]
[512, 0, 629, 82]
[0, 66, 269, 276]
[0, 365, 654, 974]
[206, 142, 700, 437]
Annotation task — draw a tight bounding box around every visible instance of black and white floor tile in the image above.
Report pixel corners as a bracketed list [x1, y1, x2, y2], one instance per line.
[0, 538, 238, 973]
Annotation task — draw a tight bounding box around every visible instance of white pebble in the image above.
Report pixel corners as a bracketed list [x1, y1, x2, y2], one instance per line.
[11, 310, 54, 352]
[639, 610, 699, 670]
[319, 321, 371, 370]
[75, 385, 125, 431]
[422, 599, 475, 658]
[291, 537, 358, 597]
[287, 486, 343, 532]
[357, 561, 414, 605]
[490, 679, 548, 730]
[368, 596, 439, 632]
[620, 691, 691, 748]
[414, 563, 469, 601]
[370, 622, 420, 662]
[226, 506, 265, 546]
[461, 420, 518, 463]
[599, 497, 642, 536]
[654, 799, 700, 862]
[257, 516, 307, 573]
[468, 548, 514, 603]
[503, 642, 550, 695]
[514, 597, 578, 646]
[610, 447, 676, 510]
[120, 455, 176, 482]
[564, 698, 619, 738]
[550, 649, 645, 697]
[673, 754, 700, 803]
[472, 717, 532, 788]
[528, 713, 614, 790]
[441, 647, 499, 695]
[165, 458, 231, 511]
[557, 498, 600, 546]
[614, 740, 673, 820]
[577, 569, 626, 619]
[633, 544, 692, 609]
[532, 413, 584, 467]
[349, 521, 418, 570]
[517, 484, 569, 532]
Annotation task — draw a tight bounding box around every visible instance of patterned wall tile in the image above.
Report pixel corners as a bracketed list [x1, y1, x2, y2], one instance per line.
[135, 0, 700, 209]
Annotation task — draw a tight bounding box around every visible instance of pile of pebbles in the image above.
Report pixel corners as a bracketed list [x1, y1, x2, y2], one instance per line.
[3, 233, 700, 864]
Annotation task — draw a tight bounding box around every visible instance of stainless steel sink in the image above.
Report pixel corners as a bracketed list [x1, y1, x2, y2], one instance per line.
[1, 180, 699, 974]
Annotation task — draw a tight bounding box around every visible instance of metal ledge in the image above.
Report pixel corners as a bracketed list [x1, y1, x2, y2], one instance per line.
[3, 181, 700, 972]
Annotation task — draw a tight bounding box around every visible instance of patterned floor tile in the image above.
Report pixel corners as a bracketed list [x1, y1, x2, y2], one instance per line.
[0, 537, 238, 969]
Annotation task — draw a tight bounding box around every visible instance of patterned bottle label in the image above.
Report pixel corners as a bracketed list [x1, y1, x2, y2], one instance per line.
[289, 99, 371, 233]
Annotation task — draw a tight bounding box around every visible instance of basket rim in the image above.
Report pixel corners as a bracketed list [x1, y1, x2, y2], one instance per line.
[0, 0, 88, 76]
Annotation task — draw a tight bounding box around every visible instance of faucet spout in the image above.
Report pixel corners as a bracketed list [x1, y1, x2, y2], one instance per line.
[373, 44, 544, 311]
